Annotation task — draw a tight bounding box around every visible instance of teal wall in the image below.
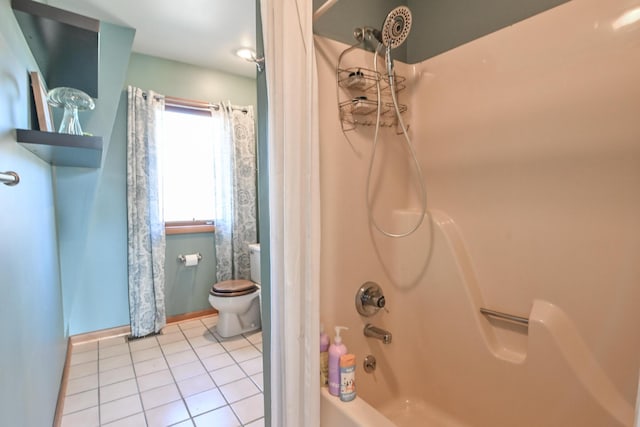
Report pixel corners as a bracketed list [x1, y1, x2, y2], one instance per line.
[0, 0, 66, 425]
[57, 23, 136, 335]
[313, 0, 568, 63]
[165, 234, 217, 317]
[126, 53, 257, 107]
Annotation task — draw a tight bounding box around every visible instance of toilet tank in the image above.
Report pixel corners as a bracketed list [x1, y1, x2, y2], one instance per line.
[248, 243, 261, 284]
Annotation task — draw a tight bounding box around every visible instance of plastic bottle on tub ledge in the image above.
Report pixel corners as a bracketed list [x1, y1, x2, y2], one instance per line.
[320, 324, 330, 386]
[328, 326, 348, 396]
[340, 353, 356, 402]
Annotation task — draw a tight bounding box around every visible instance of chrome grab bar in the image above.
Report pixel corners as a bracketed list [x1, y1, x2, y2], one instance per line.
[480, 308, 529, 326]
[1, 171, 19, 186]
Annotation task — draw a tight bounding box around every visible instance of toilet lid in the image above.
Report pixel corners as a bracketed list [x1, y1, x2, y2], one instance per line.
[210, 279, 258, 297]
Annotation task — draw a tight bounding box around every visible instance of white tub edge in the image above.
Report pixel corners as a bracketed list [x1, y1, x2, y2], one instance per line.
[320, 388, 396, 427]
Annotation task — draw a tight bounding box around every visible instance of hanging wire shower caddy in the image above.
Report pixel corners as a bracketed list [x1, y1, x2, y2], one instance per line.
[336, 49, 408, 132]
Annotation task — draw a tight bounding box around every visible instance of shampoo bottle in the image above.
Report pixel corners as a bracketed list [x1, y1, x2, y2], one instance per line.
[328, 326, 348, 396]
[320, 324, 330, 386]
[340, 353, 356, 402]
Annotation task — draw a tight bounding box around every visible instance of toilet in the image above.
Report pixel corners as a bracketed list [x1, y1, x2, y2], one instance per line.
[208, 243, 262, 338]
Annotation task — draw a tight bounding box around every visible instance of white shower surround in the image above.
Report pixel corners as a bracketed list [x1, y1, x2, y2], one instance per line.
[316, 0, 640, 425]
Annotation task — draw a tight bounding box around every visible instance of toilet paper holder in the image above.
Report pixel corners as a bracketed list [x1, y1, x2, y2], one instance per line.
[178, 253, 203, 264]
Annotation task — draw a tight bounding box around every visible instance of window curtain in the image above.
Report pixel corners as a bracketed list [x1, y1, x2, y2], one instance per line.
[126, 86, 167, 338]
[210, 103, 257, 282]
[260, 0, 321, 425]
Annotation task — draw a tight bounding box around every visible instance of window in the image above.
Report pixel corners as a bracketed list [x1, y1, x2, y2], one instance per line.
[162, 106, 217, 234]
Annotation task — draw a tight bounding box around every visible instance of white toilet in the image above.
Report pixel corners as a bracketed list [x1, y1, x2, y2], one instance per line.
[208, 243, 262, 338]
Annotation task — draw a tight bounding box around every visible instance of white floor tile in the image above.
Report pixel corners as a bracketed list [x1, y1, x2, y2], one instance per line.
[156, 331, 183, 345]
[179, 319, 205, 330]
[61, 406, 99, 427]
[100, 394, 143, 424]
[231, 393, 264, 425]
[101, 412, 146, 427]
[181, 325, 208, 338]
[171, 360, 207, 382]
[70, 348, 98, 366]
[229, 346, 261, 363]
[250, 373, 264, 391]
[99, 354, 132, 372]
[100, 343, 131, 360]
[177, 375, 216, 398]
[184, 388, 226, 417]
[131, 346, 164, 363]
[193, 342, 225, 359]
[134, 357, 168, 376]
[66, 374, 98, 396]
[165, 349, 198, 368]
[68, 360, 98, 380]
[219, 378, 260, 404]
[99, 336, 127, 348]
[140, 383, 181, 410]
[220, 337, 252, 352]
[136, 369, 175, 392]
[128, 336, 159, 352]
[100, 365, 136, 387]
[187, 332, 218, 348]
[72, 341, 98, 354]
[100, 378, 139, 404]
[244, 331, 262, 345]
[209, 365, 246, 386]
[161, 339, 191, 355]
[63, 388, 98, 414]
[193, 405, 241, 427]
[160, 324, 180, 334]
[201, 353, 235, 372]
[239, 357, 263, 376]
[145, 400, 190, 427]
[245, 418, 265, 427]
[61, 315, 264, 427]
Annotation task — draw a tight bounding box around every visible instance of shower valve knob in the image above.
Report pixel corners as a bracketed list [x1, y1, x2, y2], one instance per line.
[356, 282, 386, 317]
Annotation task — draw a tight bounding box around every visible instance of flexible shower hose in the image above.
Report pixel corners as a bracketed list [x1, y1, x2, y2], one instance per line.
[365, 44, 428, 238]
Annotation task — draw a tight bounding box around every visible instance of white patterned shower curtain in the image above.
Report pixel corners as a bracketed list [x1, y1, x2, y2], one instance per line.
[210, 103, 257, 282]
[126, 86, 167, 338]
[260, 0, 321, 425]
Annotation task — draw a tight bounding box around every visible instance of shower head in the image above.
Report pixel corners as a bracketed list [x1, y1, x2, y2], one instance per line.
[380, 6, 412, 49]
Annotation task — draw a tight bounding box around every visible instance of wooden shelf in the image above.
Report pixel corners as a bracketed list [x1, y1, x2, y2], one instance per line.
[11, 0, 100, 98]
[16, 129, 103, 168]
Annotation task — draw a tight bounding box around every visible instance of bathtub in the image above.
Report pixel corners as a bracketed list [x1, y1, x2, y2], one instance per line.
[320, 387, 470, 427]
[319, 212, 634, 427]
[320, 388, 394, 427]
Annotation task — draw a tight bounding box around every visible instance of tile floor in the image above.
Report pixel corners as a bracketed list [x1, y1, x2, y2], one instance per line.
[60, 316, 264, 427]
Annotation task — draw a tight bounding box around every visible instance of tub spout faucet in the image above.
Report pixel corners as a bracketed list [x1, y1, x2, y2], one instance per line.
[364, 324, 392, 344]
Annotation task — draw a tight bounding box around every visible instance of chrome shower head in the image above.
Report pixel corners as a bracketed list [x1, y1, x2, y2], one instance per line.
[381, 6, 412, 49]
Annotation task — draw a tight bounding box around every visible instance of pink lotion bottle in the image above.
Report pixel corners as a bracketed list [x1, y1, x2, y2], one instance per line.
[328, 326, 348, 396]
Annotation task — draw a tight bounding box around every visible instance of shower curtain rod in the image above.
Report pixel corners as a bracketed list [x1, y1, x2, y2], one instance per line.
[141, 91, 248, 113]
[313, 0, 339, 22]
[164, 96, 248, 113]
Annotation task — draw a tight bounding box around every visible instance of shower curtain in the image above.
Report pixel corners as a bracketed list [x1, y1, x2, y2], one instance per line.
[126, 86, 167, 337]
[260, 0, 321, 425]
[210, 103, 257, 282]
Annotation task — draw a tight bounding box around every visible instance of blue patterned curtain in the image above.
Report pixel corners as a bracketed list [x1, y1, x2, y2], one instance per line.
[210, 103, 257, 282]
[126, 86, 166, 337]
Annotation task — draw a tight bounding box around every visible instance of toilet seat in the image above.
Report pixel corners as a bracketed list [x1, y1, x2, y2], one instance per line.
[210, 279, 258, 297]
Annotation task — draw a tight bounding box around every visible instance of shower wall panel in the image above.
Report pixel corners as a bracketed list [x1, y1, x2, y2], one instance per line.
[317, 0, 640, 421]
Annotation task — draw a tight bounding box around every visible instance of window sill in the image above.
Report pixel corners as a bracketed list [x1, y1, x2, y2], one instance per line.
[165, 223, 215, 235]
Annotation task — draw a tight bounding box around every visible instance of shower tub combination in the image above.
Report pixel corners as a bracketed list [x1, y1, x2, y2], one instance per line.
[317, 0, 640, 426]
[320, 212, 636, 427]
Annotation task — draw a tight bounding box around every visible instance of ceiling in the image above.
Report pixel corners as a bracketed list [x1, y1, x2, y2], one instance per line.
[46, 0, 257, 78]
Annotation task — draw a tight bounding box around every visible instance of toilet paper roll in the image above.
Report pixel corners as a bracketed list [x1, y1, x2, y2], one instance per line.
[184, 254, 199, 267]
